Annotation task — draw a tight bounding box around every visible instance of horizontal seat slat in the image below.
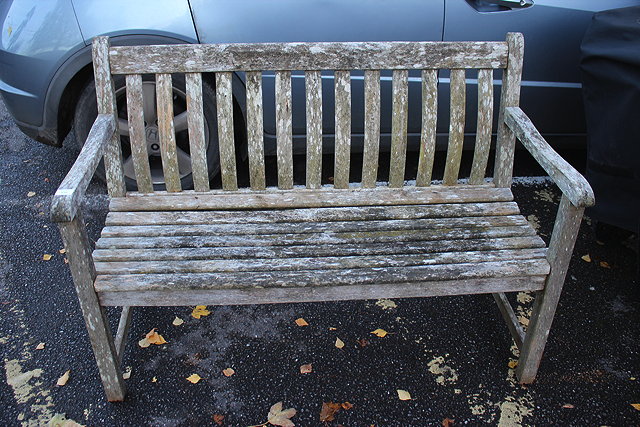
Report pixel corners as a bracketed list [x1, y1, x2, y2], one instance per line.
[95, 248, 547, 275]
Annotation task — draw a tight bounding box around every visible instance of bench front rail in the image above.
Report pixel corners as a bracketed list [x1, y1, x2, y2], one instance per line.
[50, 33, 593, 401]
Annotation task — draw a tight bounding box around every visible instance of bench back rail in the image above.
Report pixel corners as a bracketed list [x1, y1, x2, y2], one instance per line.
[92, 34, 523, 196]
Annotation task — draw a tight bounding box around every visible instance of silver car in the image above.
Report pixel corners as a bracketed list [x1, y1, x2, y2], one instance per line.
[1, 0, 638, 189]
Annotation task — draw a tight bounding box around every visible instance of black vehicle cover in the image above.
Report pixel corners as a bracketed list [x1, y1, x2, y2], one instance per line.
[580, 6, 640, 232]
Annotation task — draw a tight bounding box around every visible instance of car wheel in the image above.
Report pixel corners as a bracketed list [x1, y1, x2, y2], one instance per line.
[73, 74, 219, 191]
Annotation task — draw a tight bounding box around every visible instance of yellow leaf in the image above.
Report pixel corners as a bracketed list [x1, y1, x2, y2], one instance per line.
[145, 328, 167, 345]
[300, 363, 313, 374]
[222, 368, 235, 377]
[186, 374, 202, 384]
[267, 401, 297, 427]
[581, 254, 592, 263]
[35, 342, 45, 350]
[295, 317, 309, 327]
[191, 305, 211, 319]
[508, 360, 518, 369]
[57, 370, 70, 386]
[631, 403, 640, 411]
[43, 254, 52, 261]
[371, 328, 388, 338]
[151, 376, 157, 383]
[335, 337, 345, 349]
[27, 191, 36, 197]
[397, 389, 412, 400]
[172, 316, 184, 326]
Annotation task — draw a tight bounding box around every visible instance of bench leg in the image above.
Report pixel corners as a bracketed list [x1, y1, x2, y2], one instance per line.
[516, 196, 583, 383]
[59, 214, 126, 401]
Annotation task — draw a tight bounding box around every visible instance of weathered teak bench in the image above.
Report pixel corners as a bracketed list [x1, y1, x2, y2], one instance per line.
[51, 33, 594, 401]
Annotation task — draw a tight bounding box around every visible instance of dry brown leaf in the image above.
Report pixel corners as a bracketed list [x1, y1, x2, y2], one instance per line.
[581, 254, 592, 263]
[300, 364, 313, 374]
[507, 360, 518, 369]
[213, 414, 225, 425]
[357, 338, 369, 347]
[397, 389, 412, 400]
[328, 327, 337, 331]
[172, 316, 184, 326]
[186, 374, 202, 383]
[319, 402, 342, 422]
[631, 403, 640, 411]
[222, 368, 235, 377]
[56, 370, 70, 386]
[59, 248, 66, 254]
[335, 337, 345, 349]
[341, 402, 353, 410]
[562, 403, 574, 409]
[191, 305, 211, 319]
[43, 254, 52, 261]
[35, 342, 45, 350]
[145, 328, 167, 345]
[27, 191, 36, 197]
[371, 328, 388, 338]
[442, 418, 455, 427]
[599, 261, 611, 269]
[294, 318, 309, 327]
[267, 401, 297, 427]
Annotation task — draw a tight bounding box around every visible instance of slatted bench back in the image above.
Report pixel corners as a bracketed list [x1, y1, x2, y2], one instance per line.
[93, 33, 524, 198]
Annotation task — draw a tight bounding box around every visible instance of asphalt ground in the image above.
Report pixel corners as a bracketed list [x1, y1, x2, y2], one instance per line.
[1, 98, 639, 426]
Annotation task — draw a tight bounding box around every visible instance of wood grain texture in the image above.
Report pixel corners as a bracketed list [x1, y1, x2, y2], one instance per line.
[50, 114, 115, 222]
[443, 69, 466, 185]
[114, 306, 132, 364]
[185, 73, 210, 192]
[92, 37, 126, 197]
[156, 73, 182, 192]
[276, 71, 293, 189]
[361, 70, 381, 188]
[469, 69, 494, 185]
[416, 69, 438, 187]
[494, 32, 524, 188]
[505, 107, 594, 208]
[493, 292, 525, 349]
[516, 195, 584, 383]
[215, 72, 238, 191]
[109, 41, 509, 74]
[389, 70, 409, 188]
[334, 70, 352, 189]
[246, 71, 266, 190]
[125, 74, 153, 193]
[58, 212, 126, 401]
[305, 71, 322, 189]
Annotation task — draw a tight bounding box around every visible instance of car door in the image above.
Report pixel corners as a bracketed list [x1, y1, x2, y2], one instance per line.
[442, 0, 640, 149]
[190, 0, 445, 155]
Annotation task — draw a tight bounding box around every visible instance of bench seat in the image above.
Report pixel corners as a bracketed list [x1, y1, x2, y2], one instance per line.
[92, 188, 549, 306]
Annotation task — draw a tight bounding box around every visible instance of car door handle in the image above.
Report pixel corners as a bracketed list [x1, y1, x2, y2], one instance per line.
[466, 0, 533, 12]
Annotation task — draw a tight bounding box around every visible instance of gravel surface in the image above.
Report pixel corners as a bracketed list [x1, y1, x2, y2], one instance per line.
[0, 99, 638, 426]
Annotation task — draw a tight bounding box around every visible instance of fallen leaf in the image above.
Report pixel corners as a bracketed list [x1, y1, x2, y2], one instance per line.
[43, 254, 52, 261]
[145, 328, 167, 345]
[122, 367, 132, 380]
[581, 254, 592, 263]
[442, 418, 455, 427]
[294, 318, 309, 327]
[63, 258, 69, 264]
[213, 414, 225, 425]
[58, 248, 66, 254]
[319, 402, 342, 422]
[562, 403, 574, 409]
[335, 337, 345, 349]
[27, 191, 36, 197]
[57, 370, 70, 386]
[138, 338, 150, 348]
[357, 338, 369, 347]
[172, 316, 184, 326]
[328, 327, 337, 331]
[341, 402, 353, 410]
[222, 368, 235, 377]
[267, 401, 297, 427]
[631, 377, 637, 381]
[371, 328, 388, 338]
[397, 389, 412, 400]
[507, 360, 518, 369]
[151, 377, 157, 383]
[186, 374, 202, 384]
[48, 413, 85, 427]
[191, 305, 211, 319]
[35, 342, 45, 350]
[300, 364, 313, 374]
[631, 403, 640, 411]
[599, 261, 611, 269]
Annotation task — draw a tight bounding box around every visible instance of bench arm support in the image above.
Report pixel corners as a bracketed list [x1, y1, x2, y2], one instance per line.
[504, 107, 594, 208]
[50, 114, 116, 223]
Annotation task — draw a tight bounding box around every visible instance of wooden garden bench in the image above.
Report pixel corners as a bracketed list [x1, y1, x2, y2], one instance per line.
[50, 33, 594, 401]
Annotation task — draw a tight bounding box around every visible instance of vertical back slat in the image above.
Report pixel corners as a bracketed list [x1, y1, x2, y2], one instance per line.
[216, 72, 238, 191]
[185, 73, 210, 192]
[125, 74, 153, 193]
[361, 70, 381, 188]
[443, 69, 466, 185]
[416, 69, 438, 187]
[275, 71, 293, 190]
[494, 32, 524, 187]
[388, 69, 409, 188]
[334, 70, 351, 189]
[93, 37, 126, 197]
[305, 71, 323, 189]
[156, 73, 182, 192]
[469, 69, 494, 185]
[246, 71, 266, 190]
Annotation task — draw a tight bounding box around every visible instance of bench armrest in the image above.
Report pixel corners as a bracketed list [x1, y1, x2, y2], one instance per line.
[50, 114, 116, 222]
[504, 107, 594, 208]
